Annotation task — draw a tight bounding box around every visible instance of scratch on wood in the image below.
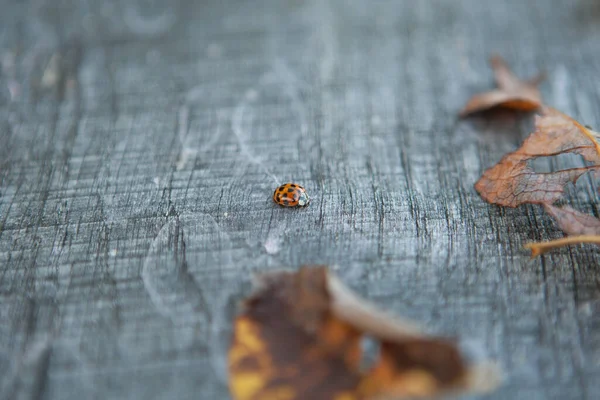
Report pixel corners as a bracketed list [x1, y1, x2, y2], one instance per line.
[273, 60, 309, 137]
[232, 85, 281, 184]
[141, 217, 208, 323]
[0, 337, 52, 400]
[141, 213, 232, 325]
[176, 87, 226, 171]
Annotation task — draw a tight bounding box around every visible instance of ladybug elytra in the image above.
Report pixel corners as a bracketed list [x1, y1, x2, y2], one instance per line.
[273, 183, 310, 207]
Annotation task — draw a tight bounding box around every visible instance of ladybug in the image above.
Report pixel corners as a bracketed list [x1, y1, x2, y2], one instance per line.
[273, 183, 310, 207]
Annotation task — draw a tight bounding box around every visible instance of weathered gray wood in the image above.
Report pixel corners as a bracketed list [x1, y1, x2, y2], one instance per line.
[2, 0, 600, 399]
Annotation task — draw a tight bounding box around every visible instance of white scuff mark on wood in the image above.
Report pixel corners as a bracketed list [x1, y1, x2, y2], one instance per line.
[78, 48, 107, 111]
[574, 86, 597, 128]
[1, 51, 15, 75]
[175, 87, 226, 171]
[232, 85, 281, 185]
[145, 49, 161, 64]
[123, 4, 176, 37]
[185, 85, 206, 103]
[263, 219, 287, 255]
[331, 262, 364, 284]
[208, 290, 234, 386]
[231, 60, 312, 184]
[45, 340, 96, 392]
[310, 0, 336, 84]
[551, 65, 572, 113]
[578, 301, 594, 317]
[177, 104, 190, 143]
[1, 51, 20, 101]
[273, 60, 309, 137]
[141, 214, 232, 331]
[180, 213, 235, 387]
[41, 53, 61, 88]
[0, 337, 53, 399]
[264, 235, 282, 255]
[175, 104, 194, 171]
[371, 115, 382, 127]
[175, 148, 196, 171]
[206, 43, 223, 59]
[141, 218, 208, 321]
[200, 110, 226, 154]
[245, 88, 258, 101]
[6, 81, 20, 101]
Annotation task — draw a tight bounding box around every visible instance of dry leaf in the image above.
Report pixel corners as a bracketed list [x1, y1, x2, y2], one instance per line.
[475, 106, 600, 207]
[228, 266, 499, 400]
[460, 55, 543, 117]
[524, 204, 600, 257]
[474, 106, 600, 256]
[544, 204, 600, 235]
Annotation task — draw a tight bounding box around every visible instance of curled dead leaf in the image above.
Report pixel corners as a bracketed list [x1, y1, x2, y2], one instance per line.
[473, 106, 600, 256]
[524, 204, 600, 257]
[228, 266, 500, 400]
[460, 55, 544, 117]
[475, 106, 600, 207]
[543, 204, 600, 236]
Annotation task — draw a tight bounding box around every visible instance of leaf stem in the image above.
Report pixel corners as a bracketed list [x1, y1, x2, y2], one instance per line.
[524, 235, 600, 257]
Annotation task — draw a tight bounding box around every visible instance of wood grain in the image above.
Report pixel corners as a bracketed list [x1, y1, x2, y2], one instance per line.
[2, 0, 600, 399]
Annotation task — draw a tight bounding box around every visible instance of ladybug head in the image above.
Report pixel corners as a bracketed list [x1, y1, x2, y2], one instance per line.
[297, 191, 310, 207]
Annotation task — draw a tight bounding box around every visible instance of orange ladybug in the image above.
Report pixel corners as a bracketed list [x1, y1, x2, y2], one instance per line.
[273, 183, 310, 207]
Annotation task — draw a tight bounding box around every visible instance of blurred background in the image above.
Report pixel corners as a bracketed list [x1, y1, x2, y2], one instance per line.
[2, 1, 600, 399]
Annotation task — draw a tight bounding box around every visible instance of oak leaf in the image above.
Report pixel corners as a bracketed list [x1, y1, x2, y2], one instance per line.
[460, 55, 544, 117]
[228, 266, 499, 400]
[475, 106, 600, 207]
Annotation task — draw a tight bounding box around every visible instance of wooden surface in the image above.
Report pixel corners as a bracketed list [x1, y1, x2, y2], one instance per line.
[2, 1, 600, 399]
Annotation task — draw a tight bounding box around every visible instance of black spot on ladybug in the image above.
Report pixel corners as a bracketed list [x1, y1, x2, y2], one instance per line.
[287, 188, 295, 193]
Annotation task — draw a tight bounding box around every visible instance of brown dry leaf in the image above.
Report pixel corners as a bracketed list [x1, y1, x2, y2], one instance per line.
[460, 55, 544, 117]
[228, 266, 499, 400]
[544, 204, 600, 235]
[524, 204, 600, 257]
[473, 107, 600, 256]
[475, 106, 600, 207]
